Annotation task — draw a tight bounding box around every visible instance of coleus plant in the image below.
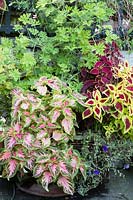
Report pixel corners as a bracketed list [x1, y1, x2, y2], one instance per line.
[0, 76, 87, 195]
[81, 41, 123, 98]
[82, 61, 133, 139]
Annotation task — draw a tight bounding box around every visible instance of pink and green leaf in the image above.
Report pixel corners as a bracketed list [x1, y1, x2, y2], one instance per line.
[0, 151, 11, 161]
[63, 108, 73, 117]
[37, 85, 47, 96]
[51, 110, 60, 123]
[59, 161, 69, 175]
[49, 163, 59, 177]
[23, 134, 33, 148]
[42, 137, 51, 148]
[33, 165, 44, 178]
[61, 118, 73, 135]
[57, 176, 74, 195]
[5, 137, 16, 149]
[52, 131, 63, 141]
[41, 171, 53, 192]
[8, 159, 18, 178]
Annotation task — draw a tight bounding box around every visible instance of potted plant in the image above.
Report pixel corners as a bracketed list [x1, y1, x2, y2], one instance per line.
[0, 76, 87, 196]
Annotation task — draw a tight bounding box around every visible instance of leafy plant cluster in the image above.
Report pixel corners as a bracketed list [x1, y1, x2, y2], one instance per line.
[82, 61, 133, 139]
[14, 0, 116, 83]
[76, 129, 133, 196]
[0, 76, 87, 195]
[80, 41, 123, 98]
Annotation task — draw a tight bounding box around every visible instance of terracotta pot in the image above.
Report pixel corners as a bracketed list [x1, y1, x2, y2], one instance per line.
[16, 178, 68, 197]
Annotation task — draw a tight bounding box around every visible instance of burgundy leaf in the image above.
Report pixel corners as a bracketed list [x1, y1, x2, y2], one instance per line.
[90, 68, 99, 75]
[86, 99, 95, 105]
[115, 102, 123, 112]
[122, 116, 131, 133]
[126, 85, 133, 93]
[82, 108, 93, 119]
[101, 77, 109, 84]
[94, 106, 101, 118]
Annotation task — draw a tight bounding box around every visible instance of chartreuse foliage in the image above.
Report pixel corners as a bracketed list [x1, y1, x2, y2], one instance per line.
[0, 76, 87, 195]
[14, 0, 116, 85]
[82, 62, 133, 139]
[0, 36, 36, 94]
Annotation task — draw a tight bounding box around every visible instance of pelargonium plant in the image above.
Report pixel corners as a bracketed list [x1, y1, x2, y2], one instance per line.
[0, 76, 87, 195]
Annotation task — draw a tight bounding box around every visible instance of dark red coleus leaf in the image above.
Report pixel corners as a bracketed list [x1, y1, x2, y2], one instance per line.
[115, 102, 123, 112]
[94, 61, 103, 68]
[81, 68, 88, 78]
[102, 106, 110, 112]
[101, 77, 110, 84]
[126, 86, 133, 93]
[86, 99, 95, 105]
[119, 94, 125, 100]
[81, 80, 95, 93]
[103, 89, 110, 97]
[107, 85, 115, 91]
[123, 116, 131, 133]
[101, 67, 111, 74]
[90, 68, 99, 75]
[94, 106, 101, 118]
[127, 78, 132, 84]
[82, 108, 93, 119]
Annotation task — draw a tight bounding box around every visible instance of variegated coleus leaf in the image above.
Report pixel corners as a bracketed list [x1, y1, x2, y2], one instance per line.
[48, 163, 59, 178]
[14, 122, 21, 133]
[47, 77, 61, 90]
[80, 165, 87, 181]
[0, 151, 11, 162]
[33, 165, 44, 178]
[37, 85, 47, 96]
[52, 130, 63, 141]
[122, 116, 132, 133]
[20, 102, 30, 110]
[50, 110, 61, 123]
[8, 159, 18, 179]
[41, 137, 51, 148]
[36, 130, 48, 140]
[61, 118, 73, 135]
[26, 157, 35, 170]
[22, 133, 33, 148]
[57, 176, 74, 195]
[5, 137, 16, 149]
[58, 161, 69, 175]
[41, 171, 53, 192]
[63, 108, 73, 117]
